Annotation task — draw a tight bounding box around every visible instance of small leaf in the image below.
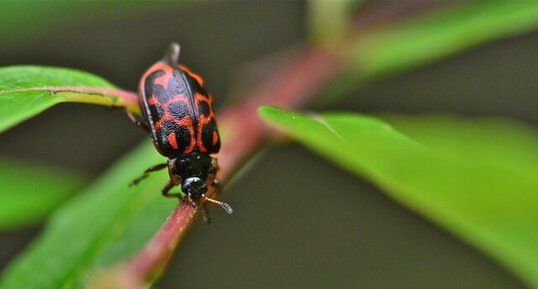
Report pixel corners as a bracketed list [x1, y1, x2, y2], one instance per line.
[0, 66, 138, 133]
[354, 2, 538, 77]
[259, 106, 538, 288]
[0, 142, 174, 289]
[0, 158, 86, 230]
[322, 2, 538, 100]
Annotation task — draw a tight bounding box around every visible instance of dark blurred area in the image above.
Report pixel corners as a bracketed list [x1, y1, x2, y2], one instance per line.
[1, 1, 536, 288]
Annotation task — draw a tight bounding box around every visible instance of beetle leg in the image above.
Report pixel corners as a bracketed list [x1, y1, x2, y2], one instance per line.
[208, 157, 221, 194]
[130, 163, 167, 186]
[208, 158, 220, 191]
[211, 178, 221, 191]
[126, 109, 150, 133]
[201, 203, 211, 224]
[184, 195, 198, 208]
[161, 180, 181, 199]
[208, 158, 219, 175]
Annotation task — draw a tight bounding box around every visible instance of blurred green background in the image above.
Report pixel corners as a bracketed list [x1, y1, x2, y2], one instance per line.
[1, 1, 537, 288]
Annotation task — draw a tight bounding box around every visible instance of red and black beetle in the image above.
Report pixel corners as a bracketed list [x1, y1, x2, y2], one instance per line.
[127, 43, 232, 214]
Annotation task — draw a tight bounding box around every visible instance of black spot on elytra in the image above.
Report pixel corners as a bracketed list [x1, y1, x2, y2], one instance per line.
[201, 120, 220, 153]
[145, 70, 164, 93]
[154, 120, 187, 157]
[168, 101, 189, 120]
[145, 69, 190, 103]
[176, 125, 192, 154]
[145, 70, 170, 101]
[154, 126, 173, 157]
[183, 70, 208, 95]
[197, 100, 210, 117]
[161, 120, 178, 134]
[149, 104, 164, 123]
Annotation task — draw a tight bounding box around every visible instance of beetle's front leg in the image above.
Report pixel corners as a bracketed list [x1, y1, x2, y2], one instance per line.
[211, 178, 221, 193]
[208, 157, 220, 190]
[161, 179, 181, 199]
[130, 163, 167, 186]
[201, 204, 212, 224]
[126, 109, 150, 133]
[208, 158, 219, 174]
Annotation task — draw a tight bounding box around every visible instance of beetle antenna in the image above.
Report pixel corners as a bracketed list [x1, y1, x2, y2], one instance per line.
[163, 42, 181, 65]
[202, 195, 233, 214]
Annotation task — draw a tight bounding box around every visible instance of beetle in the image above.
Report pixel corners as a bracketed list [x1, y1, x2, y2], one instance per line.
[127, 43, 232, 215]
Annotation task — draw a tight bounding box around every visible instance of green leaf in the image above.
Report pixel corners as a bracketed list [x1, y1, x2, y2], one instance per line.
[259, 106, 538, 288]
[323, 2, 538, 100]
[382, 114, 538, 179]
[0, 142, 175, 289]
[0, 66, 137, 133]
[357, 2, 538, 77]
[0, 158, 86, 230]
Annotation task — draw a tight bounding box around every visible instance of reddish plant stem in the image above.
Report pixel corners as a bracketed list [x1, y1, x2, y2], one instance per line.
[108, 46, 342, 289]
[105, 205, 198, 289]
[219, 47, 342, 176]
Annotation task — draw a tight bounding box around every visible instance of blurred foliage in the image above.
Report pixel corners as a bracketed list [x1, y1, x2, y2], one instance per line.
[308, 0, 360, 47]
[0, 143, 175, 289]
[0, 3, 75, 47]
[0, 2, 189, 50]
[354, 2, 538, 77]
[0, 158, 86, 230]
[259, 106, 538, 288]
[322, 2, 538, 102]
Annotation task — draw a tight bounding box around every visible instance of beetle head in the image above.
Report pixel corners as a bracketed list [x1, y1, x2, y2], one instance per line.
[182, 177, 207, 199]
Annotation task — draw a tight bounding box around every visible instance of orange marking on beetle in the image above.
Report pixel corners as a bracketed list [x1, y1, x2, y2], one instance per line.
[195, 93, 216, 118]
[160, 98, 190, 123]
[212, 131, 219, 146]
[166, 97, 190, 108]
[147, 97, 159, 105]
[173, 116, 197, 154]
[154, 112, 175, 129]
[176, 116, 192, 128]
[195, 115, 213, 153]
[195, 92, 211, 103]
[139, 62, 170, 95]
[168, 132, 178, 149]
[179, 64, 204, 86]
[153, 66, 173, 88]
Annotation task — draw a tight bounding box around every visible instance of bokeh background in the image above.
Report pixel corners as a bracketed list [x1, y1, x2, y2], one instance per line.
[1, 1, 537, 288]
